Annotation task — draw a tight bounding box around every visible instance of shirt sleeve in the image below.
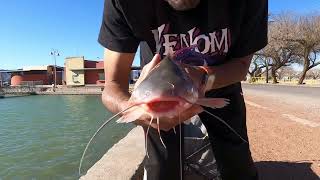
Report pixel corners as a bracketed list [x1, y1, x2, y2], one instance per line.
[98, 0, 140, 53]
[230, 0, 268, 58]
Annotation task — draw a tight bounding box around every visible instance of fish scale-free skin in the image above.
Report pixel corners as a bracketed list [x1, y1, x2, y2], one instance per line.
[79, 52, 233, 176]
[131, 56, 198, 116]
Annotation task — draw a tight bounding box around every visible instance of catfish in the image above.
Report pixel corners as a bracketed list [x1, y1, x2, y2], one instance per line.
[79, 56, 247, 176]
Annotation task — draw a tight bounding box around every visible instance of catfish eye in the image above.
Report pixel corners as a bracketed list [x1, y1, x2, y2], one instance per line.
[143, 90, 151, 98]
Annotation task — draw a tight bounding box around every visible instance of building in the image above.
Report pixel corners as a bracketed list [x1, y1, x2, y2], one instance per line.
[9, 65, 63, 86]
[65, 56, 141, 86]
[0, 69, 11, 87]
[65, 57, 104, 86]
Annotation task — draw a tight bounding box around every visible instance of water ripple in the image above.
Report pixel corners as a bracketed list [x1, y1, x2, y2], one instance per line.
[0, 95, 133, 179]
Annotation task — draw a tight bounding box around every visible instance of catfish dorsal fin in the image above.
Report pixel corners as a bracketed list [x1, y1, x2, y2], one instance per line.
[196, 98, 230, 109]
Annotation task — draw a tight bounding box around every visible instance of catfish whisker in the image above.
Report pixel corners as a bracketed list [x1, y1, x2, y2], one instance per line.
[145, 113, 154, 158]
[79, 104, 137, 176]
[157, 117, 167, 149]
[178, 112, 182, 180]
[202, 109, 248, 143]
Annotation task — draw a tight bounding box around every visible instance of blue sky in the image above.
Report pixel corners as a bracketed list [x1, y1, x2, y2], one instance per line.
[0, 0, 319, 69]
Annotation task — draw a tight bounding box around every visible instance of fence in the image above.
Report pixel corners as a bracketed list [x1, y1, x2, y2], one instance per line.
[19, 81, 43, 86]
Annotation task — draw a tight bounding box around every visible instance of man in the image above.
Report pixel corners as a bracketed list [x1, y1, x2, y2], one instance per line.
[99, 0, 268, 179]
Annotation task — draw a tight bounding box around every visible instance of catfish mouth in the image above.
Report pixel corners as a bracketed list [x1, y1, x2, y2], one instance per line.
[144, 97, 188, 113]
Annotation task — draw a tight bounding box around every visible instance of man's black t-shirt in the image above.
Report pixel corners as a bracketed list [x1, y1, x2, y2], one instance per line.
[98, 0, 267, 63]
[98, 0, 267, 179]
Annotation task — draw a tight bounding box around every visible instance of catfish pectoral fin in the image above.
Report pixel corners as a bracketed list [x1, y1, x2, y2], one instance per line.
[116, 106, 145, 123]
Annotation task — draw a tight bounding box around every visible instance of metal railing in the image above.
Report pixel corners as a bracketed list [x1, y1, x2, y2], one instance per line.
[19, 81, 43, 86]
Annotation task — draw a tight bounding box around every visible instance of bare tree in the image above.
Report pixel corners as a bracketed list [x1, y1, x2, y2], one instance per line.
[248, 53, 275, 83]
[272, 13, 320, 84]
[261, 45, 297, 83]
[248, 55, 265, 80]
[277, 66, 298, 80]
[259, 15, 300, 83]
[262, 57, 272, 83]
[306, 68, 320, 79]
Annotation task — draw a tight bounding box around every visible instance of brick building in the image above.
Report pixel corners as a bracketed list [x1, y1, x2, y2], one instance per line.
[65, 56, 140, 86]
[9, 66, 63, 86]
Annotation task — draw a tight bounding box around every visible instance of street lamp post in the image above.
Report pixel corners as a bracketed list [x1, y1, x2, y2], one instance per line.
[50, 49, 60, 90]
[0, 72, 3, 87]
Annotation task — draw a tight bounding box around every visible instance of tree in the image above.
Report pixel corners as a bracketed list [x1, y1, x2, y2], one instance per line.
[306, 68, 320, 79]
[248, 55, 265, 80]
[277, 66, 298, 80]
[261, 44, 297, 83]
[259, 14, 300, 83]
[273, 13, 320, 84]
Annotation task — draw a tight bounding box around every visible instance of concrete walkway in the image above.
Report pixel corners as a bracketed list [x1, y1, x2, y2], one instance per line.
[80, 127, 145, 180]
[80, 84, 320, 179]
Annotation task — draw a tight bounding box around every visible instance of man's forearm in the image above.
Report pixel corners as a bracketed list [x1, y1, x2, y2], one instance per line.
[101, 82, 131, 114]
[101, 48, 136, 114]
[207, 55, 252, 90]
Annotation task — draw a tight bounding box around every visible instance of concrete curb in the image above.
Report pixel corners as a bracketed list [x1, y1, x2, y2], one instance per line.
[80, 127, 145, 180]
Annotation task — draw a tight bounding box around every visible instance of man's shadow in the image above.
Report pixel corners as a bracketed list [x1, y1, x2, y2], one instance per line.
[132, 160, 320, 180]
[256, 161, 320, 180]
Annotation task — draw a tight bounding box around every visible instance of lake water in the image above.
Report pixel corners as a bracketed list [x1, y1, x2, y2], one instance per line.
[0, 95, 133, 179]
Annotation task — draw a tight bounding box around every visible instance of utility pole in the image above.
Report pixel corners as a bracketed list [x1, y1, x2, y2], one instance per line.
[50, 49, 60, 91]
[266, 59, 269, 84]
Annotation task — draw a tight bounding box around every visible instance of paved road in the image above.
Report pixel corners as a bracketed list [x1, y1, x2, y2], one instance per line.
[242, 83, 320, 98]
[242, 83, 320, 180]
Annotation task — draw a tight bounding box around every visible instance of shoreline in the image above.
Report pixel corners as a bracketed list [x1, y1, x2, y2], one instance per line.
[1, 82, 319, 97]
[80, 127, 145, 180]
[0, 85, 135, 97]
